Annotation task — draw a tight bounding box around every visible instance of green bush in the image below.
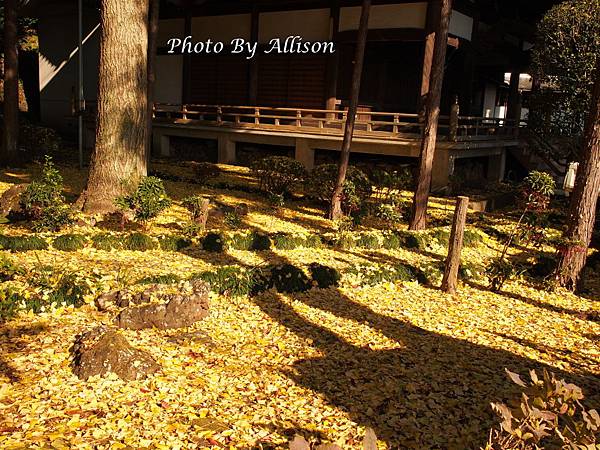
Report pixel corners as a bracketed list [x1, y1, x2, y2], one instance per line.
[229, 232, 254, 250]
[304, 235, 323, 248]
[273, 233, 305, 250]
[370, 167, 413, 201]
[202, 232, 226, 252]
[158, 235, 191, 252]
[334, 232, 355, 249]
[137, 273, 181, 285]
[305, 164, 372, 215]
[53, 234, 87, 252]
[192, 266, 256, 297]
[309, 263, 341, 289]
[250, 232, 271, 251]
[268, 264, 311, 293]
[429, 228, 450, 247]
[399, 231, 428, 250]
[0, 235, 49, 252]
[463, 229, 483, 247]
[372, 203, 404, 226]
[486, 258, 517, 292]
[223, 211, 243, 228]
[115, 176, 172, 224]
[27, 268, 93, 313]
[252, 156, 307, 195]
[382, 232, 402, 250]
[19, 156, 73, 231]
[459, 262, 485, 282]
[348, 264, 417, 286]
[124, 233, 157, 251]
[355, 233, 381, 249]
[91, 233, 123, 251]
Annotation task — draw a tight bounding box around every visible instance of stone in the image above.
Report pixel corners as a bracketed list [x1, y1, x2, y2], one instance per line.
[94, 285, 163, 311]
[114, 282, 209, 330]
[0, 184, 28, 217]
[71, 326, 159, 381]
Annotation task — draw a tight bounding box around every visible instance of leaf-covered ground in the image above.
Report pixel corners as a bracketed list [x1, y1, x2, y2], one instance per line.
[0, 163, 598, 449]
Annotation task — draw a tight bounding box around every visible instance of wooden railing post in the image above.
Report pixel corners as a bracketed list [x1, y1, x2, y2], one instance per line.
[393, 114, 399, 134]
[217, 106, 223, 124]
[296, 110, 302, 127]
[182, 104, 188, 120]
[254, 107, 260, 125]
[441, 196, 470, 294]
[449, 95, 459, 142]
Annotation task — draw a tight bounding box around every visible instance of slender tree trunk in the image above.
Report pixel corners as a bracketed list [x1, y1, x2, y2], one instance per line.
[80, 0, 150, 213]
[146, 0, 160, 162]
[2, 0, 20, 167]
[556, 58, 600, 291]
[409, 0, 452, 231]
[329, 0, 370, 220]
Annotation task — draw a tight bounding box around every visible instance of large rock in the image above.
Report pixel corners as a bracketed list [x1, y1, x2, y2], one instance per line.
[114, 282, 209, 330]
[0, 184, 28, 217]
[71, 327, 159, 381]
[94, 285, 163, 312]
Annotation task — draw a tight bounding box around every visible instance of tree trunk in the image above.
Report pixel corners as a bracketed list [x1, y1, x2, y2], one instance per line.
[409, 0, 453, 231]
[556, 57, 600, 291]
[329, 0, 371, 220]
[441, 196, 469, 294]
[146, 0, 160, 162]
[80, 0, 150, 214]
[2, 0, 20, 167]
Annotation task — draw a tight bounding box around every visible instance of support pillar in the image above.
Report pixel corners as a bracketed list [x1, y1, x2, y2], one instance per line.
[419, 0, 441, 116]
[295, 138, 315, 170]
[507, 72, 521, 122]
[325, 1, 340, 117]
[487, 149, 506, 183]
[218, 135, 236, 164]
[431, 150, 454, 193]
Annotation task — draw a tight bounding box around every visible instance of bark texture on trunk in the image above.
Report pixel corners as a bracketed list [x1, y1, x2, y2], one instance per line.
[409, 0, 453, 231]
[557, 58, 600, 291]
[2, 0, 20, 167]
[329, 0, 371, 220]
[81, 0, 150, 214]
[146, 0, 160, 161]
[441, 196, 469, 294]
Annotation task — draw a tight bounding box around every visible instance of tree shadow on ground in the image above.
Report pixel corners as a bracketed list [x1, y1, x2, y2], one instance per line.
[0, 322, 49, 383]
[248, 248, 600, 449]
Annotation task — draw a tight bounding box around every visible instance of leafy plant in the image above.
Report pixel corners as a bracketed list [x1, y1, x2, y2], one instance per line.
[371, 167, 412, 202]
[267, 264, 311, 293]
[53, 234, 87, 252]
[252, 156, 307, 196]
[0, 254, 24, 281]
[137, 273, 181, 285]
[355, 233, 381, 249]
[486, 369, 600, 449]
[182, 195, 210, 225]
[273, 233, 306, 250]
[305, 164, 372, 216]
[124, 233, 157, 251]
[486, 258, 518, 292]
[373, 202, 404, 226]
[202, 232, 226, 252]
[224, 211, 243, 229]
[115, 176, 172, 225]
[0, 235, 49, 252]
[250, 232, 272, 251]
[19, 155, 73, 231]
[0, 286, 25, 321]
[192, 266, 257, 297]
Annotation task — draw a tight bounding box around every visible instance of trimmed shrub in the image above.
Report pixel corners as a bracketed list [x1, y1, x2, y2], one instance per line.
[158, 235, 191, 252]
[53, 234, 87, 252]
[528, 253, 558, 278]
[250, 232, 271, 251]
[334, 232, 355, 250]
[91, 233, 123, 251]
[229, 233, 254, 251]
[429, 228, 450, 247]
[399, 231, 428, 250]
[273, 233, 305, 250]
[459, 262, 485, 282]
[309, 263, 341, 289]
[252, 156, 307, 195]
[224, 211, 243, 228]
[382, 232, 402, 250]
[115, 176, 172, 224]
[192, 266, 256, 297]
[202, 232, 226, 252]
[305, 164, 372, 215]
[356, 233, 381, 249]
[137, 273, 181, 285]
[268, 264, 311, 293]
[304, 235, 323, 248]
[0, 235, 48, 252]
[463, 229, 483, 247]
[124, 233, 157, 251]
[348, 264, 417, 286]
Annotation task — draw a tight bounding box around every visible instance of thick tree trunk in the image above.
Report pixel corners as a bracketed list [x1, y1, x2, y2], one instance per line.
[409, 0, 452, 231]
[81, 0, 150, 213]
[329, 0, 370, 220]
[556, 58, 600, 291]
[2, 0, 20, 167]
[146, 0, 160, 161]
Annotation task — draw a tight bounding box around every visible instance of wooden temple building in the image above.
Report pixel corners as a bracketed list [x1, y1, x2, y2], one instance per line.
[31, 0, 559, 191]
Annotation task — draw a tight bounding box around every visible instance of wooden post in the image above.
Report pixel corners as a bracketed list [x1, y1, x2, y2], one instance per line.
[329, 0, 371, 220]
[419, 0, 441, 117]
[146, 0, 160, 163]
[410, 0, 453, 231]
[248, 7, 259, 105]
[442, 196, 469, 294]
[325, 1, 341, 119]
[2, 0, 19, 166]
